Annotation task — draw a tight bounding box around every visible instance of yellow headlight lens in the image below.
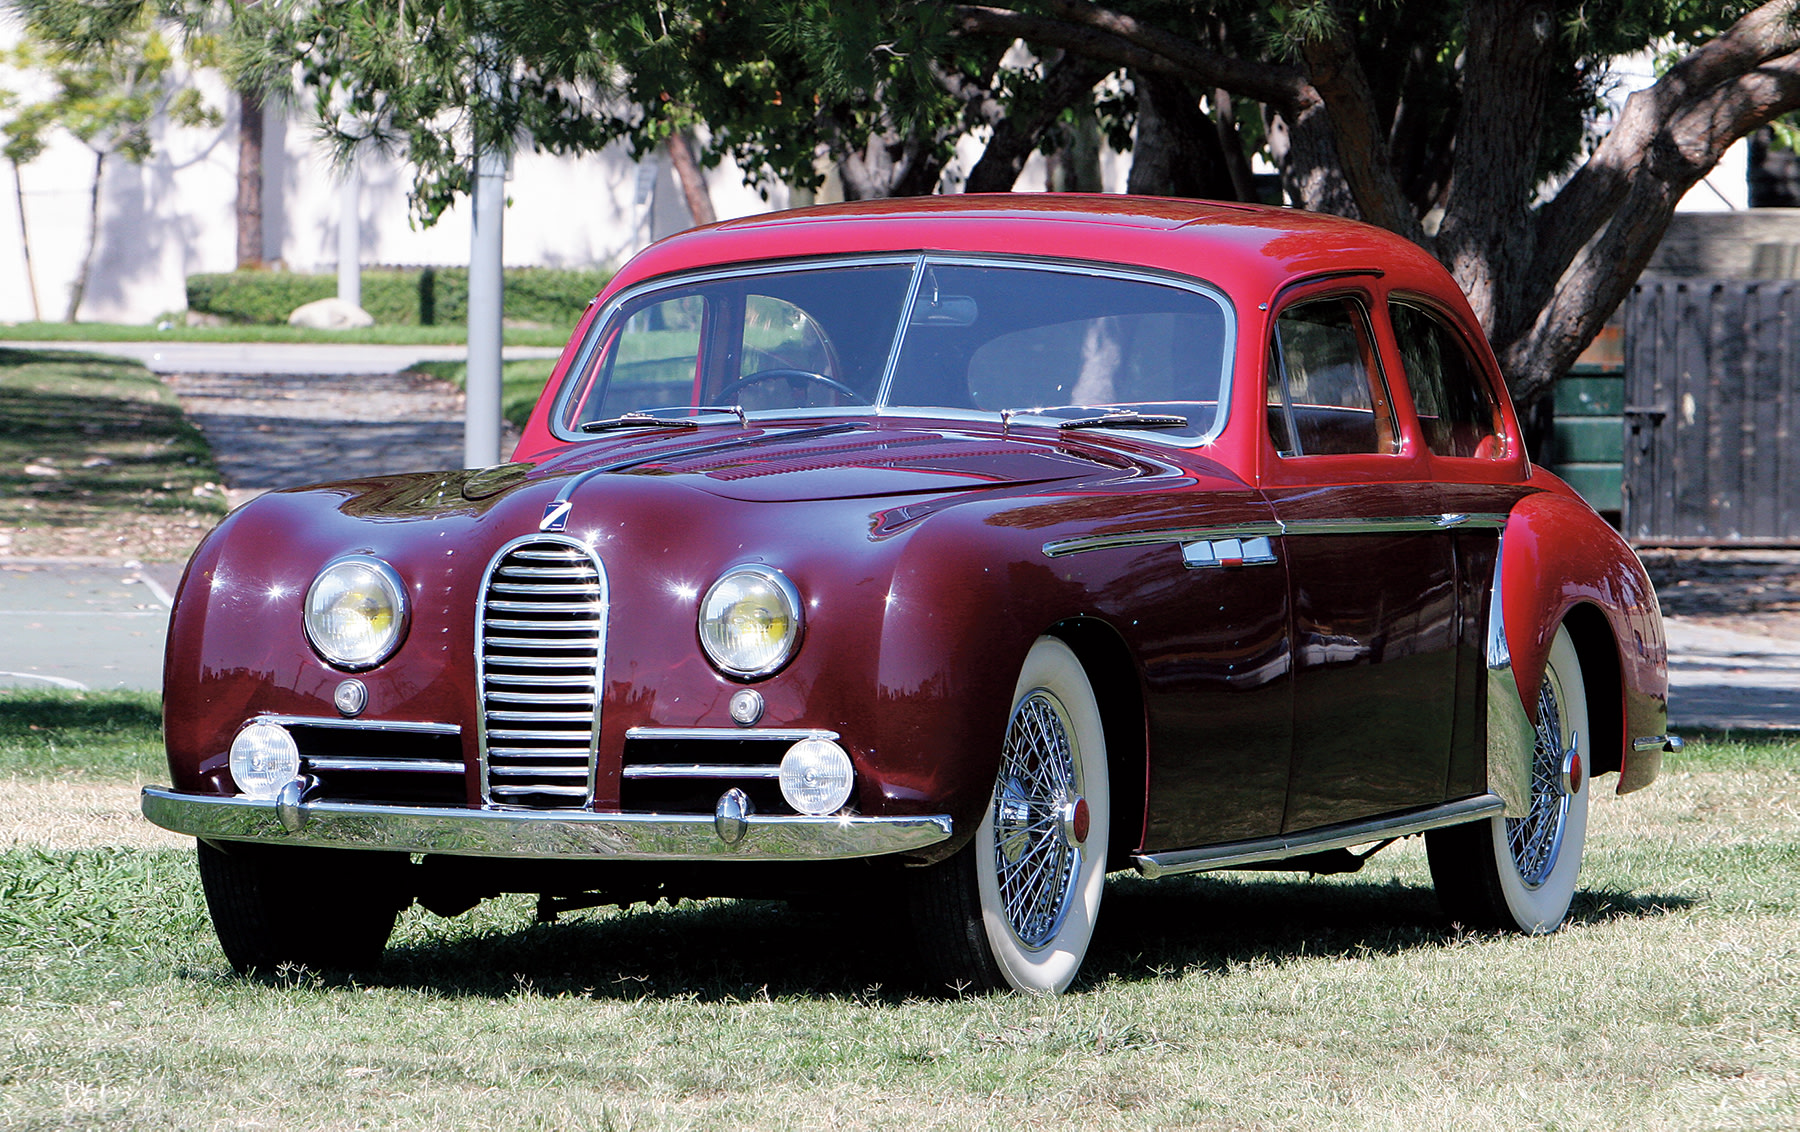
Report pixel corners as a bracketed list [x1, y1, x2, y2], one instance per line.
[699, 566, 803, 678]
[304, 556, 408, 669]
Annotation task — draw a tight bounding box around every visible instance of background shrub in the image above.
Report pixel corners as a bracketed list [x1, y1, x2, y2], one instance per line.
[186, 266, 611, 329]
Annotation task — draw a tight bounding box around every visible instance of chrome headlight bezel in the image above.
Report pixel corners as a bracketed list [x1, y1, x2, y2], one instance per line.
[698, 564, 804, 679]
[303, 554, 410, 671]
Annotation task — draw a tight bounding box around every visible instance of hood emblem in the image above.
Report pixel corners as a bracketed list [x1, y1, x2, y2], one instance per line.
[540, 500, 572, 532]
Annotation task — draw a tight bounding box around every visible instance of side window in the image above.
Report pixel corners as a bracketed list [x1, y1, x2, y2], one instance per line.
[1389, 302, 1507, 458]
[1268, 296, 1399, 456]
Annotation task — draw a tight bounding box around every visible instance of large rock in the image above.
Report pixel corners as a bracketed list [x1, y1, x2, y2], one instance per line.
[288, 297, 375, 329]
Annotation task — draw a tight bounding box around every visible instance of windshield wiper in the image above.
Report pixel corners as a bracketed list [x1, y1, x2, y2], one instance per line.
[1055, 409, 1190, 431]
[581, 405, 748, 432]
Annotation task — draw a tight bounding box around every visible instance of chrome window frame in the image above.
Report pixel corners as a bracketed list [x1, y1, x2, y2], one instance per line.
[546, 253, 1238, 450]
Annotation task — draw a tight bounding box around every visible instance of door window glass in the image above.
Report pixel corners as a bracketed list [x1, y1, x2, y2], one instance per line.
[1389, 302, 1508, 458]
[1268, 297, 1399, 456]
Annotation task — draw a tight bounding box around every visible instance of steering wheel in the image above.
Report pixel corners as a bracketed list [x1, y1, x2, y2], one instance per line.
[715, 368, 868, 405]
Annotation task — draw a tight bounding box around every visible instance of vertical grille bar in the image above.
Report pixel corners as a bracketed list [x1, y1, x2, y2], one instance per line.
[476, 535, 607, 808]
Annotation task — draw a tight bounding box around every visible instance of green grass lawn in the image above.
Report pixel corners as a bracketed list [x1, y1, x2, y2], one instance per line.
[0, 348, 229, 561]
[1, 697, 1794, 1130]
[0, 321, 571, 348]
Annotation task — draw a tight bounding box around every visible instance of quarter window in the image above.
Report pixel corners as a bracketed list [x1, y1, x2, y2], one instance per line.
[1389, 302, 1507, 458]
[1267, 297, 1399, 456]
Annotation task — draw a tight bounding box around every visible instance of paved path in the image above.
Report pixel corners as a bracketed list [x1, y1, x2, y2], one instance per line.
[0, 559, 183, 691]
[0, 339, 561, 375]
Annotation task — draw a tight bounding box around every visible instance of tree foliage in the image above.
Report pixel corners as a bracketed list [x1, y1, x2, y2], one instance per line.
[12, 0, 1800, 401]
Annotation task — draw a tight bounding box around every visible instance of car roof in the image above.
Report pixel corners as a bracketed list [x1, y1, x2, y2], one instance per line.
[606, 194, 1452, 304]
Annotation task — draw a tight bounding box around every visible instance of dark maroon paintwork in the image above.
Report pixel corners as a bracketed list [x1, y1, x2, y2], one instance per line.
[162, 196, 1668, 869]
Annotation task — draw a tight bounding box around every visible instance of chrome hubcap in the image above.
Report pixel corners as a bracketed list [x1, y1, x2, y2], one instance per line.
[1508, 672, 1574, 888]
[991, 690, 1083, 950]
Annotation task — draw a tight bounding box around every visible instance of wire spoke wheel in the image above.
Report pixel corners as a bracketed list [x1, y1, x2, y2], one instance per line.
[1427, 623, 1590, 934]
[1508, 671, 1573, 887]
[992, 691, 1081, 949]
[905, 637, 1110, 994]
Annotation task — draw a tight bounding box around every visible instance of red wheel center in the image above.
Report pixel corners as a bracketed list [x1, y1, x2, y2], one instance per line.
[1070, 796, 1090, 845]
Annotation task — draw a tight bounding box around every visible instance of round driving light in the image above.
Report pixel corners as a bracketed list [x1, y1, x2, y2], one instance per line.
[229, 721, 301, 800]
[778, 737, 854, 815]
[304, 555, 409, 670]
[699, 565, 803, 678]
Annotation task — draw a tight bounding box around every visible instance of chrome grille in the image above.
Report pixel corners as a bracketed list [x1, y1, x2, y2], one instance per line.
[477, 536, 607, 808]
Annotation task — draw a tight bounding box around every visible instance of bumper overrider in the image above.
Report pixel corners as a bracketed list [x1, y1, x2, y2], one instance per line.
[140, 787, 955, 861]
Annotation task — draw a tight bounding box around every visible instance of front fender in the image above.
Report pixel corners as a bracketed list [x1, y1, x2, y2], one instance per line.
[1495, 484, 1669, 798]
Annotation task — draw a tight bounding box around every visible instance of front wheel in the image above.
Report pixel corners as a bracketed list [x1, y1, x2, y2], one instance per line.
[906, 637, 1110, 994]
[1428, 624, 1590, 933]
[197, 841, 411, 973]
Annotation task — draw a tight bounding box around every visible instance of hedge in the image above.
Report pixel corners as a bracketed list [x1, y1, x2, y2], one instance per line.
[186, 266, 612, 328]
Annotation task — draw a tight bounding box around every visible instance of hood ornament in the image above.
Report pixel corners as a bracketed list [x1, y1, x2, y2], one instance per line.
[540, 499, 572, 532]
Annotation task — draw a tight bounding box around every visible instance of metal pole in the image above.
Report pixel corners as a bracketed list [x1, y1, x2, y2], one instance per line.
[336, 164, 361, 310]
[464, 40, 506, 469]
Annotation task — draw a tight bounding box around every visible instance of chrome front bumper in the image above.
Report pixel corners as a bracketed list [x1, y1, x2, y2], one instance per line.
[141, 787, 954, 861]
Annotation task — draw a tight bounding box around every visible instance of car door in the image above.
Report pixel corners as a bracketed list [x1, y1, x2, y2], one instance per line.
[1383, 296, 1534, 801]
[1261, 287, 1463, 832]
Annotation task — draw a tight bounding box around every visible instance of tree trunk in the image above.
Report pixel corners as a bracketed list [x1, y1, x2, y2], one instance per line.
[237, 86, 264, 268]
[665, 129, 717, 227]
[67, 149, 104, 323]
[1126, 71, 1237, 199]
[10, 160, 41, 321]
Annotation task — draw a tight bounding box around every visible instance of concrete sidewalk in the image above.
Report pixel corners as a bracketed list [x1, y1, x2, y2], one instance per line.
[0, 560, 183, 691]
[1662, 617, 1800, 731]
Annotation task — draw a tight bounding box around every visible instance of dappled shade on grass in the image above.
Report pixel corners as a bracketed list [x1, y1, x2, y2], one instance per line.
[0, 349, 226, 560]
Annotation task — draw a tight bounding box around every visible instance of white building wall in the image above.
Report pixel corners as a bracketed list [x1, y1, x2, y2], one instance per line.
[0, 22, 784, 325]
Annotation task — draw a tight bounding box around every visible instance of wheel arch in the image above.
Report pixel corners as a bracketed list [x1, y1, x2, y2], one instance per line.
[1494, 487, 1667, 798]
[1048, 614, 1148, 870]
[1560, 602, 1624, 777]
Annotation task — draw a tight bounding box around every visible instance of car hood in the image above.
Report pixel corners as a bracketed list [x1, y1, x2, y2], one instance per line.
[492, 422, 1169, 504]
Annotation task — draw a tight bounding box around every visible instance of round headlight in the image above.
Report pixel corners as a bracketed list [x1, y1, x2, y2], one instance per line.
[304, 555, 409, 670]
[779, 737, 854, 815]
[698, 565, 803, 678]
[229, 721, 301, 800]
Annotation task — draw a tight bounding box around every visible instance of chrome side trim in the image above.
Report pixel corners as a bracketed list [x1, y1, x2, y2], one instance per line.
[141, 787, 953, 862]
[1485, 532, 1535, 818]
[624, 726, 841, 743]
[623, 764, 782, 780]
[253, 716, 461, 736]
[303, 757, 464, 775]
[1133, 794, 1506, 878]
[1281, 513, 1508, 536]
[1041, 513, 1508, 558]
[1044, 523, 1284, 559]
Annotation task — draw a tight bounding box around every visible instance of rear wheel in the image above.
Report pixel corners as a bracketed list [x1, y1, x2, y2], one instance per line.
[907, 637, 1110, 994]
[197, 841, 411, 973]
[1428, 625, 1590, 932]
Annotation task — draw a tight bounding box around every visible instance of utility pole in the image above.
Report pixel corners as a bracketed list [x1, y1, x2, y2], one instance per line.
[336, 163, 360, 310]
[464, 36, 505, 469]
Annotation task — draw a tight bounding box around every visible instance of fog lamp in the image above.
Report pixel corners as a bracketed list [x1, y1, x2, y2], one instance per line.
[778, 737, 854, 815]
[229, 721, 301, 800]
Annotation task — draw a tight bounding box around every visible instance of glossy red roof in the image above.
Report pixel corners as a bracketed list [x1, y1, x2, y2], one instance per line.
[605, 194, 1450, 305]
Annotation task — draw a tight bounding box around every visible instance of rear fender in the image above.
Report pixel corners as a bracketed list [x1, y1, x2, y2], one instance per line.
[1492, 491, 1668, 802]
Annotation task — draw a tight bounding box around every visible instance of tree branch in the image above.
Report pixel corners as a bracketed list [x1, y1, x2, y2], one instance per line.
[1502, 46, 1800, 402]
[1297, 24, 1424, 241]
[948, 3, 1309, 111]
[1527, 0, 1800, 315]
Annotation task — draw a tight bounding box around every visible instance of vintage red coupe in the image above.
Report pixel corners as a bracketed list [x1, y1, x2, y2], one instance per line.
[145, 195, 1676, 993]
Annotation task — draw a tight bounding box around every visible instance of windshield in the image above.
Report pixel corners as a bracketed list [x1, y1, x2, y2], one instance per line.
[555, 256, 1232, 441]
